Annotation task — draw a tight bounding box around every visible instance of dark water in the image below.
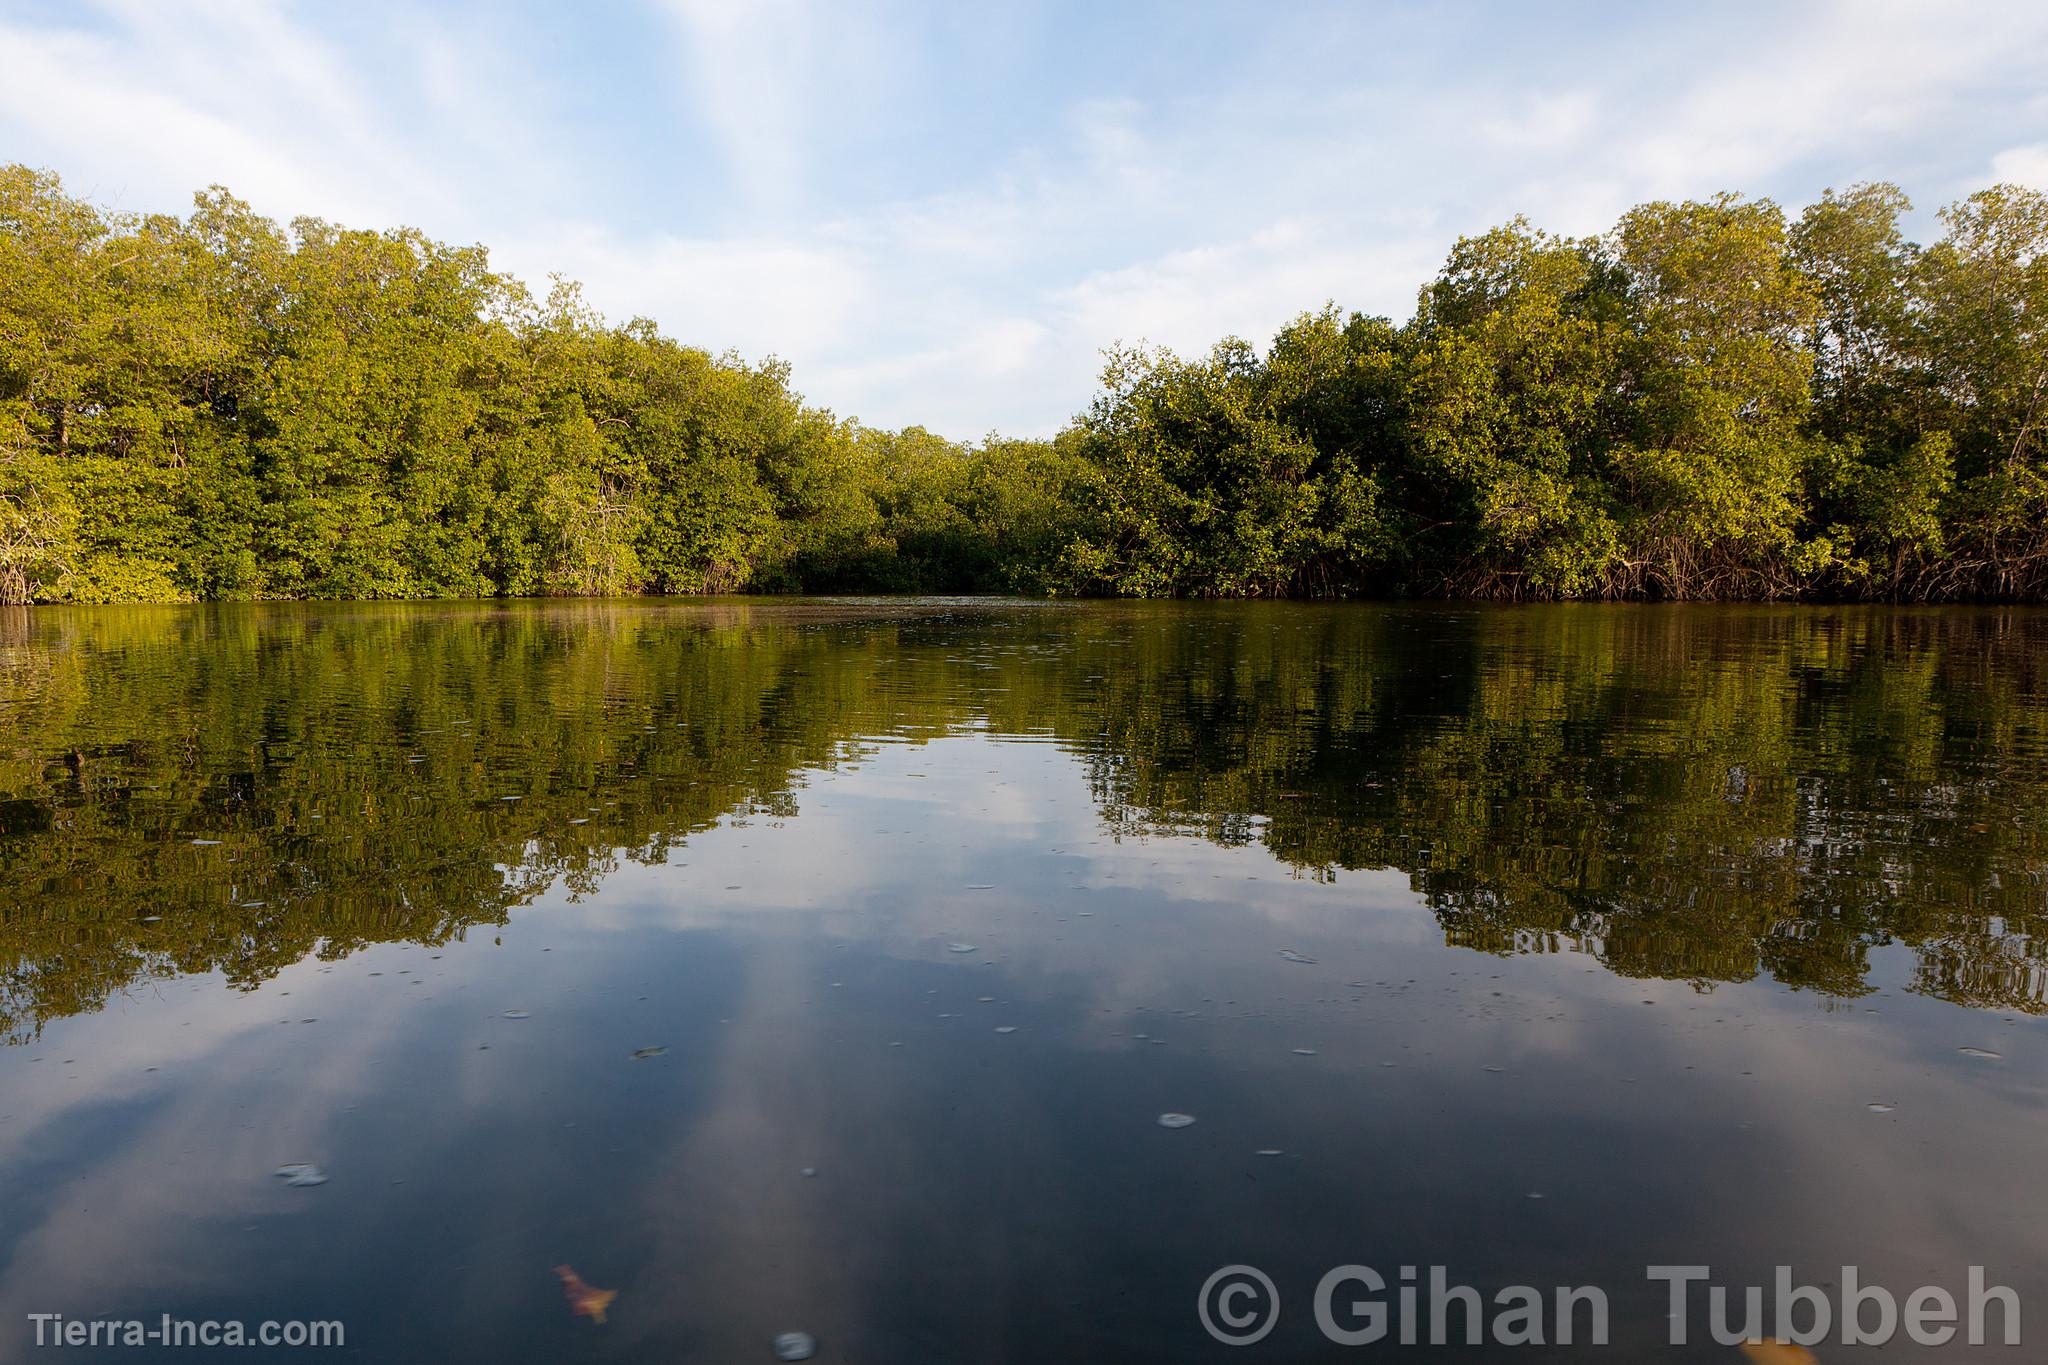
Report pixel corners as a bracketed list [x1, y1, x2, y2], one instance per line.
[1, 600, 2045, 1361]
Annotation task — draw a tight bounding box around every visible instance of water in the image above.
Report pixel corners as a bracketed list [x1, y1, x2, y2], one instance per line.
[1, 600, 2044, 1361]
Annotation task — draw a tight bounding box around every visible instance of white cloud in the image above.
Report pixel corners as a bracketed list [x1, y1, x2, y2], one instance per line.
[492, 223, 877, 364]
[1055, 221, 1440, 355]
[0, 19, 378, 222]
[2, 0, 2044, 437]
[656, 0, 820, 213]
[1605, 0, 2047, 199]
[1479, 91, 1598, 152]
[652, 0, 906, 219]
[1991, 144, 2048, 191]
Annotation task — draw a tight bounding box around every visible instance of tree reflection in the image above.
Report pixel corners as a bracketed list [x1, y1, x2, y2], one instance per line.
[3, 602, 2044, 1041]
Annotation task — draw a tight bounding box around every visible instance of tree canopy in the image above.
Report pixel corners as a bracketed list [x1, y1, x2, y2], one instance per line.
[4, 164, 2046, 602]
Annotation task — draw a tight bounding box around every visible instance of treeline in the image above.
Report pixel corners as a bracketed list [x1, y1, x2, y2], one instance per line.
[2, 164, 2045, 603]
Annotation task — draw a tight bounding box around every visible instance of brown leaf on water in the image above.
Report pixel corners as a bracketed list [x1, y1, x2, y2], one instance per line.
[1740, 1342, 1818, 1365]
[553, 1265, 617, 1324]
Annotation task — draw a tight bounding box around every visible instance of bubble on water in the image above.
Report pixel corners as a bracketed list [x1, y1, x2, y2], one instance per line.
[1867, 1102, 1896, 1113]
[1255, 1148, 1283, 1157]
[1156, 1112, 1197, 1129]
[946, 943, 978, 954]
[994, 1025, 1017, 1034]
[967, 884, 996, 890]
[274, 1163, 328, 1187]
[502, 1010, 531, 1020]
[1958, 1047, 2004, 1059]
[631, 1046, 668, 1060]
[773, 1332, 817, 1361]
[1277, 949, 1317, 964]
[800, 1167, 818, 1178]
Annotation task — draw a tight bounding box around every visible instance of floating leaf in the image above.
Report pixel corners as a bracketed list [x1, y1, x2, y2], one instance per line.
[502, 1010, 531, 1020]
[1958, 1047, 2003, 1059]
[946, 942, 978, 954]
[1157, 1112, 1197, 1129]
[1740, 1342, 1818, 1365]
[1277, 949, 1316, 964]
[273, 1163, 328, 1187]
[554, 1265, 617, 1324]
[630, 1046, 668, 1060]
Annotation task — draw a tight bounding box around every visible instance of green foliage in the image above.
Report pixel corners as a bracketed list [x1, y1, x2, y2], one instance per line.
[1061, 182, 2048, 602]
[1403, 221, 1625, 596]
[5, 163, 2048, 602]
[1605, 195, 1822, 595]
[1057, 314, 1393, 597]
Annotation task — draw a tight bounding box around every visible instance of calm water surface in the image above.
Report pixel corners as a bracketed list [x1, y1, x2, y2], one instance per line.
[1, 600, 2045, 1361]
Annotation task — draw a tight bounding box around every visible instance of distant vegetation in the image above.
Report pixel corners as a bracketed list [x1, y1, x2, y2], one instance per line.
[2, 165, 2045, 602]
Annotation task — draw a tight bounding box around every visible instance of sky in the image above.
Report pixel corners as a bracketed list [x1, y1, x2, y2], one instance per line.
[3, 0, 2046, 438]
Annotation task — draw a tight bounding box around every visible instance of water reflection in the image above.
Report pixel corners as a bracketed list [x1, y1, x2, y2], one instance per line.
[3, 601, 2045, 1041]
[0, 601, 2045, 1360]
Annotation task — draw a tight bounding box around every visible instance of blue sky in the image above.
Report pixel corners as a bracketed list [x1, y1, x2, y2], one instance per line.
[4, 0, 2046, 437]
